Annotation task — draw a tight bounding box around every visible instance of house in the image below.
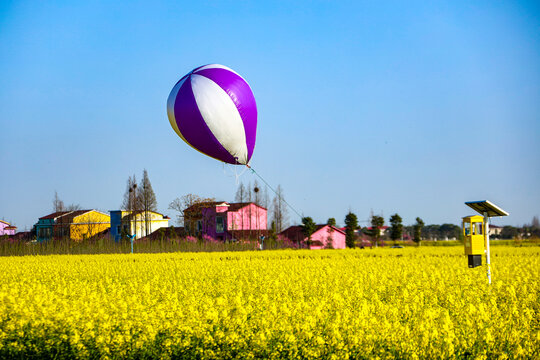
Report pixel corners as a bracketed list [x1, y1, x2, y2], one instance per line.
[489, 224, 502, 237]
[365, 225, 390, 236]
[279, 225, 346, 249]
[183, 201, 224, 235]
[35, 210, 110, 241]
[109, 210, 170, 241]
[0, 220, 17, 236]
[184, 202, 267, 241]
[36, 211, 69, 241]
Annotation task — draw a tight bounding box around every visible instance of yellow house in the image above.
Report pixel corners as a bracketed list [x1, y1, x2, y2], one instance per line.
[110, 210, 169, 240]
[54, 210, 111, 241]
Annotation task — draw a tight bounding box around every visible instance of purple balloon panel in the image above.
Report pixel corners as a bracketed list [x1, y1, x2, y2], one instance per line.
[173, 77, 238, 164]
[194, 68, 258, 161]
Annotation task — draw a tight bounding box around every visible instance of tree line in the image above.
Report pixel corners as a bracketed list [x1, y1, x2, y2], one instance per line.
[340, 212, 426, 248]
[51, 173, 540, 245]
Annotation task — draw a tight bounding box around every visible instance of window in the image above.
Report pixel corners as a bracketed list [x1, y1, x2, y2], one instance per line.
[196, 220, 202, 233]
[216, 216, 224, 233]
[61, 226, 69, 237]
[464, 222, 471, 236]
[38, 227, 52, 239]
[473, 222, 483, 235]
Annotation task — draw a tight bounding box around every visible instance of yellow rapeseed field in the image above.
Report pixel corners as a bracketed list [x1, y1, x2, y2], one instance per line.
[0, 246, 539, 359]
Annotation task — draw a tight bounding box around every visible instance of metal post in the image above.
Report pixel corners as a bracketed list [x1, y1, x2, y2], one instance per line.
[484, 212, 491, 284]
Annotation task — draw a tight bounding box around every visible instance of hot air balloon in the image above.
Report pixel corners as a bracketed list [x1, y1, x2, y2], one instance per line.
[167, 64, 257, 165]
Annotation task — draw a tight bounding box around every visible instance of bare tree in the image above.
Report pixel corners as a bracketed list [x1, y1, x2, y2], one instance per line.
[121, 175, 139, 210]
[235, 182, 247, 231]
[252, 180, 263, 237]
[65, 203, 81, 211]
[235, 182, 247, 203]
[53, 191, 65, 212]
[52, 191, 80, 213]
[247, 181, 253, 232]
[120, 175, 140, 238]
[252, 180, 262, 206]
[169, 194, 216, 233]
[262, 186, 269, 212]
[137, 169, 158, 237]
[168, 198, 184, 225]
[271, 185, 288, 233]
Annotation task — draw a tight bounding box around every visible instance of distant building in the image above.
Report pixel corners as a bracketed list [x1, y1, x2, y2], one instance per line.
[279, 224, 346, 249]
[35, 210, 110, 241]
[184, 202, 267, 241]
[109, 210, 170, 241]
[489, 224, 502, 237]
[365, 225, 390, 236]
[0, 220, 17, 236]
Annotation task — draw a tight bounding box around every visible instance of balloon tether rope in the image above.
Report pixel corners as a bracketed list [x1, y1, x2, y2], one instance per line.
[246, 165, 303, 220]
[223, 163, 249, 185]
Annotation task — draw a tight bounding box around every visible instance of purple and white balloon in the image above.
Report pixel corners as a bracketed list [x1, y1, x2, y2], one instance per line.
[167, 64, 257, 165]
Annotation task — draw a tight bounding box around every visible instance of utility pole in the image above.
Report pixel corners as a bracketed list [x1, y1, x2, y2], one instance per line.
[129, 183, 137, 240]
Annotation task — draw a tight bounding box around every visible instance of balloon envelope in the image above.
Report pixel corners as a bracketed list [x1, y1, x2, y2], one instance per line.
[167, 64, 257, 165]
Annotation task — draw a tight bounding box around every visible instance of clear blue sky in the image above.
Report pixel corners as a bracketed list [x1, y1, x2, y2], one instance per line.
[1, 0, 539, 231]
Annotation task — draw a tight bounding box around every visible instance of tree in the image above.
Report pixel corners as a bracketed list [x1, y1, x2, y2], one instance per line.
[53, 191, 65, 212]
[250, 180, 265, 237]
[269, 221, 278, 242]
[532, 216, 540, 229]
[325, 218, 336, 249]
[252, 180, 262, 206]
[138, 169, 158, 237]
[247, 181, 253, 202]
[344, 212, 358, 248]
[530, 216, 540, 238]
[389, 213, 403, 245]
[169, 194, 216, 234]
[422, 224, 439, 240]
[501, 226, 518, 239]
[439, 224, 461, 240]
[413, 217, 424, 245]
[235, 182, 247, 203]
[65, 203, 81, 211]
[370, 215, 385, 247]
[261, 186, 270, 212]
[301, 216, 317, 249]
[120, 175, 139, 239]
[121, 175, 138, 210]
[271, 185, 288, 233]
[52, 191, 80, 213]
[168, 198, 184, 225]
[235, 182, 248, 232]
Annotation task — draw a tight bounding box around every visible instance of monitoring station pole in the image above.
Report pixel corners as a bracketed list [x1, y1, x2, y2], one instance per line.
[465, 200, 508, 285]
[484, 211, 491, 284]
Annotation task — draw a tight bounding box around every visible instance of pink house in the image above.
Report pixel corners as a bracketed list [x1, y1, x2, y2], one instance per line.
[279, 225, 346, 249]
[0, 220, 17, 236]
[189, 202, 267, 241]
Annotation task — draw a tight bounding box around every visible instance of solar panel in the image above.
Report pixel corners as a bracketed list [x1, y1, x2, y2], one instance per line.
[465, 200, 509, 217]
